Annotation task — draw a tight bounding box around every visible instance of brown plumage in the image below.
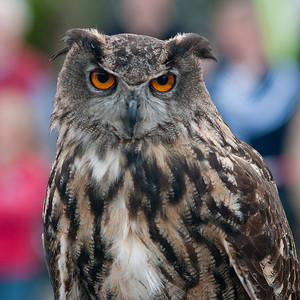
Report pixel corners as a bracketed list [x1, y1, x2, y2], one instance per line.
[43, 28, 300, 300]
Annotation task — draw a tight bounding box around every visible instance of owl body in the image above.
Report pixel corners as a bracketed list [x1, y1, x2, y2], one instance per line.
[43, 29, 300, 300]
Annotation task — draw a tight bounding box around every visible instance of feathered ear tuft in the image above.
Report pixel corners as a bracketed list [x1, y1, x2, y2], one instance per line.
[166, 33, 217, 63]
[50, 28, 105, 62]
[49, 47, 69, 62]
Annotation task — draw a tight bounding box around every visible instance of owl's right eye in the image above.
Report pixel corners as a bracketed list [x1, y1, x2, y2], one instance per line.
[90, 69, 116, 90]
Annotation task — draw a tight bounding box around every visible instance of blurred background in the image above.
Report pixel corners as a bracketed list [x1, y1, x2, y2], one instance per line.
[0, 0, 300, 299]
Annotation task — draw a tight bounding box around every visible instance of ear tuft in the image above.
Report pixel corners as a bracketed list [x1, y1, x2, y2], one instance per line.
[50, 28, 104, 62]
[167, 33, 217, 63]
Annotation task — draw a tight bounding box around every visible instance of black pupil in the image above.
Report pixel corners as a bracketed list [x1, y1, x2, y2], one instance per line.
[97, 70, 109, 83]
[157, 75, 169, 85]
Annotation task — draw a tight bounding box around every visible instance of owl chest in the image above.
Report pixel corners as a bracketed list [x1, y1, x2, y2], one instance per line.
[80, 150, 163, 299]
[102, 201, 163, 299]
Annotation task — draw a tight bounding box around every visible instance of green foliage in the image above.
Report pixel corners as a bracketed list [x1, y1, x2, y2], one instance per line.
[26, 0, 111, 53]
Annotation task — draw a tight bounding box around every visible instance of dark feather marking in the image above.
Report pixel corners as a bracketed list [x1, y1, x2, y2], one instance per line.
[126, 148, 143, 168]
[186, 163, 210, 198]
[66, 193, 80, 240]
[185, 222, 224, 268]
[158, 265, 173, 283]
[184, 239, 199, 272]
[214, 271, 227, 292]
[77, 245, 96, 296]
[219, 172, 238, 194]
[87, 171, 124, 217]
[83, 176, 123, 289]
[106, 289, 118, 300]
[215, 219, 240, 237]
[238, 234, 273, 261]
[167, 160, 186, 204]
[128, 150, 166, 219]
[54, 157, 79, 239]
[228, 267, 240, 299]
[87, 183, 105, 217]
[167, 154, 209, 207]
[89, 218, 107, 290]
[289, 259, 295, 286]
[149, 222, 198, 287]
[176, 228, 200, 283]
[248, 271, 271, 299]
[181, 154, 207, 194]
[48, 166, 57, 189]
[59, 150, 83, 240]
[277, 260, 288, 295]
[216, 292, 223, 300]
[128, 192, 141, 218]
[44, 238, 61, 299]
[189, 207, 209, 226]
[51, 210, 61, 232]
[240, 195, 258, 216]
[73, 143, 84, 158]
[55, 157, 74, 203]
[64, 251, 73, 295]
[208, 152, 223, 172]
[233, 165, 258, 195]
[78, 246, 90, 273]
[45, 186, 56, 228]
[191, 145, 205, 161]
[206, 196, 246, 225]
[45, 148, 63, 226]
[84, 176, 123, 290]
[106, 171, 125, 201]
[295, 271, 300, 298]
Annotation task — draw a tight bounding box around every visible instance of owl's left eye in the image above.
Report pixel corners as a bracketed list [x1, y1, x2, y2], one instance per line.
[151, 74, 176, 93]
[90, 69, 116, 90]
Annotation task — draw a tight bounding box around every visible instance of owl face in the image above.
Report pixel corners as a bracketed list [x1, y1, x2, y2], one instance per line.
[52, 29, 216, 140]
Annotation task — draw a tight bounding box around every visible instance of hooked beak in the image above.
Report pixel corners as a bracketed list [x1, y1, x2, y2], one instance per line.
[127, 98, 138, 137]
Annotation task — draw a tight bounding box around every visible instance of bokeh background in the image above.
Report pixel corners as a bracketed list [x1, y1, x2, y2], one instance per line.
[1, 0, 300, 299]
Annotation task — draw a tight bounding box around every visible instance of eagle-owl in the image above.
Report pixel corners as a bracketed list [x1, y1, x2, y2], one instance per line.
[43, 28, 300, 300]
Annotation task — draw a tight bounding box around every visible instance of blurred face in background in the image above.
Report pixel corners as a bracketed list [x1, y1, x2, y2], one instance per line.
[213, 0, 265, 63]
[0, 0, 31, 58]
[0, 90, 38, 164]
[121, 0, 173, 37]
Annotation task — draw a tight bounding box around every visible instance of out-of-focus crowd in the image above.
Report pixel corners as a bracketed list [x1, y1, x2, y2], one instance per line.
[0, 0, 299, 299]
[0, 0, 54, 299]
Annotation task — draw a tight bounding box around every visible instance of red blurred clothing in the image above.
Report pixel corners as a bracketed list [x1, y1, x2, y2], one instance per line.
[0, 45, 48, 94]
[0, 154, 48, 279]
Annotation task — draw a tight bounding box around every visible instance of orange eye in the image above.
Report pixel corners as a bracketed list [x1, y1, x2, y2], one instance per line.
[90, 70, 116, 90]
[151, 74, 175, 92]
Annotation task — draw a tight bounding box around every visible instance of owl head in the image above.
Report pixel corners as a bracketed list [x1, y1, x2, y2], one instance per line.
[51, 28, 216, 143]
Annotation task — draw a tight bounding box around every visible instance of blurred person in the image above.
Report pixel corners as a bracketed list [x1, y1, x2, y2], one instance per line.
[0, 0, 56, 157]
[284, 105, 300, 254]
[109, 0, 182, 39]
[206, 0, 300, 247]
[0, 0, 35, 91]
[0, 90, 49, 300]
